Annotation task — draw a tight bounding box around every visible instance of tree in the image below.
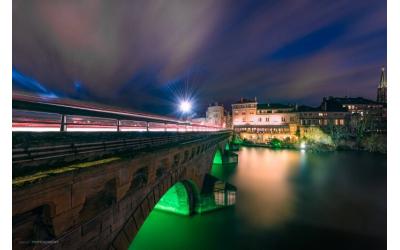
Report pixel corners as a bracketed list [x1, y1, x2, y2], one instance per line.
[349, 114, 371, 143]
[327, 123, 348, 145]
[269, 138, 282, 148]
[303, 127, 334, 146]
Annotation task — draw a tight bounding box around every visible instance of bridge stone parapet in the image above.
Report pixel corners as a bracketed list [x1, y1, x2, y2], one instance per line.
[12, 131, 231, 249]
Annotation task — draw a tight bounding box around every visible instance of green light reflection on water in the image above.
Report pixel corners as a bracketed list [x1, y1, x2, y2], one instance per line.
[129, 150, 237, 250]
[154, 182, 190, 216]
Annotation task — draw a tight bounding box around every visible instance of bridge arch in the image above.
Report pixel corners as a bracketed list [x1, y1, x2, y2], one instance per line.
[111, 177, 201, 249]
[209, 145, 226, 175]
[154, 180, 199, 216]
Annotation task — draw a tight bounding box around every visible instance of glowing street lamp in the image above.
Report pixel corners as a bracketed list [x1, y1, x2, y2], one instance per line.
[179, 100, 192, 113]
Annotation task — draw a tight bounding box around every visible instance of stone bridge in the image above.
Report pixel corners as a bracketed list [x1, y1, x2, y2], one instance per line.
[12, 131, 232, 249]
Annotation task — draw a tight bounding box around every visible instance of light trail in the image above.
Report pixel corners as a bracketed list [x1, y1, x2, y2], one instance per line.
[12, 92, 223, 132]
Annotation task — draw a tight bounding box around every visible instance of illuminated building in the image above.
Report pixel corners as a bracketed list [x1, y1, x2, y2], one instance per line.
[298, 97, 349, 127]
[206, 103, 225, 127]
[324, 96, 386, 132]
[232, 97, 352, 143]
[232, 98, 299, 142]
[192, 103, 230, 128]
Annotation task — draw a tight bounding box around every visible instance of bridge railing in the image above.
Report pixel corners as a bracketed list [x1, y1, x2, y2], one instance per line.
[13, 131, 231, 177]
[12, 94, 224, 132]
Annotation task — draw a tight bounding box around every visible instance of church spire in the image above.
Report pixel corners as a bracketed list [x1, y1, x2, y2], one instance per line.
[377, 66, 387, 103]
[379, 66, 387, 88]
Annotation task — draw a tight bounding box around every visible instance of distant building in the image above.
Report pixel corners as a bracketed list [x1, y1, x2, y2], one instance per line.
[297, 102, 348, 127]
[192, 103, 229, 128]
[231, 98, 258, 125]
[224, 111, 232, 129]
[232, 98, 299, 142]
[323, 96, 386, 132]
[377, 66, 387, 103]
[206, 103, 225, 127]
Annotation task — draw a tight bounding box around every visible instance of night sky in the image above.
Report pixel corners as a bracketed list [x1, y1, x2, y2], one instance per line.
[12, 0, 387, 116]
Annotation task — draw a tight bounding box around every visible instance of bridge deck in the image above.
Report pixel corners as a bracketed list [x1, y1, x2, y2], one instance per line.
[12, 131, 231, 186]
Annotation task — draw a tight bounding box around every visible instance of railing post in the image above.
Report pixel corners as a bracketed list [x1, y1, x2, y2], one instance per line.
[146, 122, 149, 132]
[164, 123, 167, 132]
[60, 114, 67, 132]
[117, 120, 120, 132]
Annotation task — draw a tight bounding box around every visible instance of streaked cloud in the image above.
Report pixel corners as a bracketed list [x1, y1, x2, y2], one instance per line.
[13, 0, 386, 114]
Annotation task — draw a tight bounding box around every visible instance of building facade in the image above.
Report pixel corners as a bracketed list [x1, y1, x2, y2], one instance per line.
[192, 103, 230, 128]
[324, 96, 386, 132]
[206, 103, 225, 127]
[232, 98, 351, 143]
[232, 98, 299, 142]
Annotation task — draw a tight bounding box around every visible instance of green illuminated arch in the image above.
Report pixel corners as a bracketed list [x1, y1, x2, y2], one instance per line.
[212, 148, 223, 165]
[210, 148, 224, 177]
[154, 181, 198, 216]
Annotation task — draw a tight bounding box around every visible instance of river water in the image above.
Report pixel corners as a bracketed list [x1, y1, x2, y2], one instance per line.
[130, 147, 386, 250]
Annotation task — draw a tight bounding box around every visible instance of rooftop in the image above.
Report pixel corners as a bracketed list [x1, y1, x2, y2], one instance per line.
[296, 105, 321, 112]
[326, 96, 379, 105]
[257, 103, 294, 109]
[233, 98, 257, 104]
[297, 103, 347, 112]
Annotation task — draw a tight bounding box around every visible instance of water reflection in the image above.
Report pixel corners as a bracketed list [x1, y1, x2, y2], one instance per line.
[233, 148, 300, 228]
[131, 147, 386, 250]
[196, 179, 237, 213]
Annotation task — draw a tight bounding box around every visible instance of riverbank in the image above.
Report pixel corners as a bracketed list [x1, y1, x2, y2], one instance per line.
[234, 134, 387, 154]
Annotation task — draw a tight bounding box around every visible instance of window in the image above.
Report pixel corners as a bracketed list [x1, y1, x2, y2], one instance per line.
[265, 117, 269, 122]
